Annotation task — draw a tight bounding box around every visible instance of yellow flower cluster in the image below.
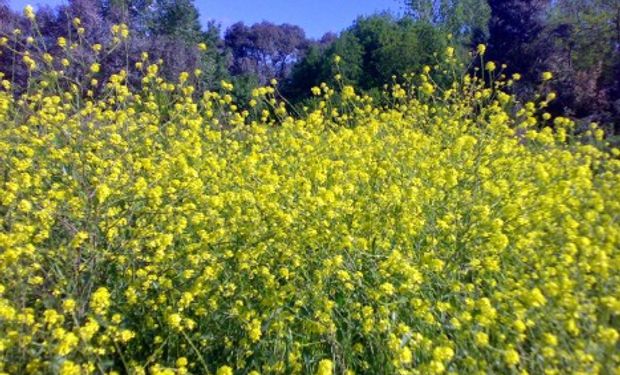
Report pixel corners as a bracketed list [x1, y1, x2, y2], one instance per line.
[0, 18, 619, 375]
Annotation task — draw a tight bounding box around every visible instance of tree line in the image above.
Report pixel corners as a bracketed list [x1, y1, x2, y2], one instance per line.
[1, 0, 619, 130]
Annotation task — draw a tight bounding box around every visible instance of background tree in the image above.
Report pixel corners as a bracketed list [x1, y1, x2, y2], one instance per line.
[405, 0, 491, 44]
[544, 0, 620, 126]
[148, 0, 203, 43]
[224, 21, 309, 85]
[283, 14, 449, 103]
[353, 15, 447, 89]
[485, 0, 551, 80]
[0, 0, 229, 94]
[2, 0, 619, 129]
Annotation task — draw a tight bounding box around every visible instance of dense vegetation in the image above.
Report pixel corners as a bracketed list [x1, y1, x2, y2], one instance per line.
[0, 0, 619, 130]
[1, 6, 620, 373]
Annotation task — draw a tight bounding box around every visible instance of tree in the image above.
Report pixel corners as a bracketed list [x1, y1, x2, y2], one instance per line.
[0, 0, 229, 95]
[405, 0, 491, 44]
[543, 0, 620, 125]
[99, 0, 151, 29]
[550, 0, 619, 65]
[485, 0, 551, 80]
[283, 14, 450, 103]
[225, 21, 309, 85]
[352, 15, 447, 89]
[148, 0, 202, 43]
[281, 25, 364, 102]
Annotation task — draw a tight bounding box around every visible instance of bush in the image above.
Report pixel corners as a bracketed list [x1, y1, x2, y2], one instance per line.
[1, 19, 619, 375]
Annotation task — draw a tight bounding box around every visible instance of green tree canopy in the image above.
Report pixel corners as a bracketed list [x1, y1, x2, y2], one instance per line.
[405, 0, 490, 44]
[283, 14, 450, 102]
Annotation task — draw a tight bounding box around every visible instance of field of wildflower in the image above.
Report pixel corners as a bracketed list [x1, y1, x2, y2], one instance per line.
[1, 12, 620, 375]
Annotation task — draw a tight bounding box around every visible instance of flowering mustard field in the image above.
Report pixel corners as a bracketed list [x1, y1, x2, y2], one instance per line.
[1, 14, 620, 375]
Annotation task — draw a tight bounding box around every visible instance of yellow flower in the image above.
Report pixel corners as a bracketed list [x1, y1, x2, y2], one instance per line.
[527, 288, 547, 307]
[504, 348, 520, 366]
[216, 366, 233, 375]
[79, 319, 100, 341]
[43, 309, 62, 326]
[22, 55, 36, 71]
[90, 287, 110, 315]
[247, 319, 262, 342]
[62, 299, 76, 313]
[598, 327, 619, 346]
[543, 333, 558, 346]
[221, 80, 234, 91]
[167, 313, 183, 331]
[43, 53, 53, 64]
[18, 199, 32, 212]
[96, 184, 112, 203]
[399, 346, 412, 364]
[59, 361, 81, 375]
[119, 329, 135, 343]
[176, 357, 188, 367]
[475, 332, 489, 347]
[316, 359, 333, 375]
[485, 61, 496, 72]
[432, 346, 454, 362]
[56, 332, 79, 355]
[421, 82, 435, 95]
[23, 5, 35, 20]
[477, 44, 486, 55]
[342, 85, 355, 100]
[120, 25, 129, 39]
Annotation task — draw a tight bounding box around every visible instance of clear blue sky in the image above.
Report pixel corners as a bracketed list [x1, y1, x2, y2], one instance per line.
[8, 0, 403, 39]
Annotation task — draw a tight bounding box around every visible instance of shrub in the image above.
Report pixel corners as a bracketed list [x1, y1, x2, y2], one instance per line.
[0, 17, 619, 375]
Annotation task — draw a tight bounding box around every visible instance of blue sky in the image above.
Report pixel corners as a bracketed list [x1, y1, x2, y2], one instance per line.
[8, 0, 403, 39]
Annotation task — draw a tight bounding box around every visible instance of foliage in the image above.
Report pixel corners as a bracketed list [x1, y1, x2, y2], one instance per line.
[0, 0, 229, 94]
[404, 0, 491, 44]
[224, 21, 309, 85]
[147, 0, 203, 43]
[281, 44, 329, 103]
[543, 0, 620, 125]
[1, 19, 620, 375]
[485, 0, 551, 81]
[548, 0, 619, 71]
[403, 0, 620, 131]
[283, 14, 451, 104]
